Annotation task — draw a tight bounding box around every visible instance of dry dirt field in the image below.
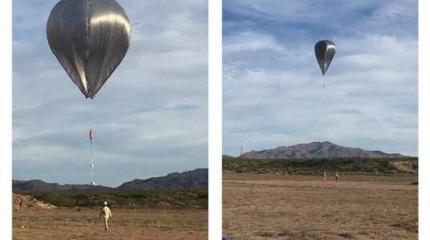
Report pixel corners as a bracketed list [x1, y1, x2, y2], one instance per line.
[13, 208, 207, 240]
[223, 172, 417, 240]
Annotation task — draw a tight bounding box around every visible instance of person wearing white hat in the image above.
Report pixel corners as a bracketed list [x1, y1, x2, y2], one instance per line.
[99, 201, 112, 231]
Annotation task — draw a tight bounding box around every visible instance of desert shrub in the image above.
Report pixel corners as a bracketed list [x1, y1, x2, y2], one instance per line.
[24, 188, 208, 209]
[223, 156, 417, 175]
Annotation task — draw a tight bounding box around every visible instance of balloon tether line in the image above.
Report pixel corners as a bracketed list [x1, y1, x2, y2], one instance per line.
[90, 129, 94, 185]
[89, 106, 94, 186]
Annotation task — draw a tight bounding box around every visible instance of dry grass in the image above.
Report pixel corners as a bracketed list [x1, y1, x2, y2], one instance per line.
[13, 208, 207, 240]
[223, 172, 417, 240]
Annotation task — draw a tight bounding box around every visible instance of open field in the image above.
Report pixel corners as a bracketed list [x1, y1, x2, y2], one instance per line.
[14, 208, 207, 240]
[223, 172, 417, 240]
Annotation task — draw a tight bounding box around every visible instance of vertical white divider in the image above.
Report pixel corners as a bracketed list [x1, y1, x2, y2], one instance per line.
[419, 0, 429, 239]
[0, 0, 13, 239]
[208, 0, 222, 239]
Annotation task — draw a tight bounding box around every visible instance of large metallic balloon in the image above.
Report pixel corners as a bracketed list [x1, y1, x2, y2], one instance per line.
[47, 0, 131, 99]
[314, 40, 336, 75]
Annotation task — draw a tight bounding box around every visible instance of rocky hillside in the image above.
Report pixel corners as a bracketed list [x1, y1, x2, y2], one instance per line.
[13, 193, 57, 210]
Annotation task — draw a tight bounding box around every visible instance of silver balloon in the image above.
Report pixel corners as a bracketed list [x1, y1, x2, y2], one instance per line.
[47, 0, 131, 98]
[314, 40, 336, 75]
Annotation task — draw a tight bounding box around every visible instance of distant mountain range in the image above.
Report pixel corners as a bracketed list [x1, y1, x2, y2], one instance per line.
[240, 141, 405, 159]
[118, 168, 208, 190]
[13, 168, 207, 193]
[12, 180, 109, 192]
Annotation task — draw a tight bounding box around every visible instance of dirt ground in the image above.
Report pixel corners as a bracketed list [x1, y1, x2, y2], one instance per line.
[13, 208, 207, 240]
[223, 172, 417, 240]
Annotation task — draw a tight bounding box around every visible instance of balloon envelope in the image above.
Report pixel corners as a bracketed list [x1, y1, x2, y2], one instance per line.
[47, 0, 131, 98]
[314, 40, 336, 75]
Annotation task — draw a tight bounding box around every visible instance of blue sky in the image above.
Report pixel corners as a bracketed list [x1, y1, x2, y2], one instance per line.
[13, 0, 208, 186]
[223, 0, 417, 156]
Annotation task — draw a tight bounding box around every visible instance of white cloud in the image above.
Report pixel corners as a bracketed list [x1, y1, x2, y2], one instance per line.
[224, 31, 285, 54]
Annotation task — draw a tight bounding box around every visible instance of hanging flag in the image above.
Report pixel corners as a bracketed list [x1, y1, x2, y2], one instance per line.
[89, 129, 93, 141]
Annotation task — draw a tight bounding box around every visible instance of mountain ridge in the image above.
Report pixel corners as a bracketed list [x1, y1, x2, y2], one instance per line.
[241, 141, 406, 159]
[13, 168, 208, 193]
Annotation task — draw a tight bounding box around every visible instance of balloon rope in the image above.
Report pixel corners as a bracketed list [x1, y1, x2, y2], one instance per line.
[90, 135, 94, 183]
[90, 114, 94, 185]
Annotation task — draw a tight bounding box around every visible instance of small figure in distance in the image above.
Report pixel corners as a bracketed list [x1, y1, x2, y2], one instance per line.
[322, 171, 327, 181]
[335, 172, 340, 182]
[99, 201, 112, 231]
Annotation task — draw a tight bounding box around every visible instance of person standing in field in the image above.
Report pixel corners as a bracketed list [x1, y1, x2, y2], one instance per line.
[322, 171, 327, 181]
[335, 172, 339, 182]
[99, 201, 112, 231]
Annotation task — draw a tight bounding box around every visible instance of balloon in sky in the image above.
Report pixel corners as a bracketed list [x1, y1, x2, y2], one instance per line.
[47, 0, 132, 99]
[314, 40, 336, 76]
